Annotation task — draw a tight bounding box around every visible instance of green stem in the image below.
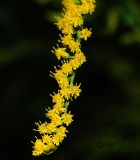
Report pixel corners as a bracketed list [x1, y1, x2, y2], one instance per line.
[64, 72, 75, 111]
[70, 72, 76, 86]
[77, 30, 81, 43]
[64, 101, 70, 111]
[74, 0, 81, 5]
[68, 56, 74, 59]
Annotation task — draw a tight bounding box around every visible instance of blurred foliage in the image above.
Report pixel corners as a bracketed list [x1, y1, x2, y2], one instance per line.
[0, 0, 140, 160]
[104, 0, 140, 45]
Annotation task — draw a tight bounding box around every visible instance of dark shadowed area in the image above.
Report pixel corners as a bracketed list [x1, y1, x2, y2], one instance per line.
[0, 0, 140, 160]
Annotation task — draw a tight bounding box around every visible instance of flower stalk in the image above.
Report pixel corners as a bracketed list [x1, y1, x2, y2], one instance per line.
[32, 0, 96, 156]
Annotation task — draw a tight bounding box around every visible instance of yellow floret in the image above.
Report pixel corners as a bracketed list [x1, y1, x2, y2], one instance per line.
[70, 84, 81, 98]
[51, 69, 69, 89]
[61, 61, 73, 75]
[51, 92, 64, 104]
[52, 47, 69, 59]
[53, 103, 65, 113]
[62, 0, 76, 9]
[51, 114, 62, 126]
[42, 135, 52, 144]
[68, 39, 81, 53]
[69, 52, 86, 70]
[57, 126, 68, 136]
[46, 109, 62, 126]
[32, 139, 47, 156]
[60, 35, 73, 46]
[81, 0, 96, 14]
[62, 113, 73, 126]
[59, 87, 72, 100]
[45, 123, 57, 134]
[56, 14, 74, 35]
[52, 133, 64, 146]
[80, 28, 92, 40]
[35, 122, 48, 134]
[72, 15, 83, 27]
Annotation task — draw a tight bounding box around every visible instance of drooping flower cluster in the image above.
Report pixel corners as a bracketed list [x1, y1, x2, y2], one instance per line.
[32, 0, 95, 156]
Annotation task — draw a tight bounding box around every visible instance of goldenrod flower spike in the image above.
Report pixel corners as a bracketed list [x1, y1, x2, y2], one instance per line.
[32, 0, 96, 156]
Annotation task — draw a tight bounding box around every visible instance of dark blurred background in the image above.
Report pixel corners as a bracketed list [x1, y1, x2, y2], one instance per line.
[0, 0, 140, 160]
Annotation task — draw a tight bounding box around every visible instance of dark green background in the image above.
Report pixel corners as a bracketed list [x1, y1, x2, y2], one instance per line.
[0, 0, 140, 160]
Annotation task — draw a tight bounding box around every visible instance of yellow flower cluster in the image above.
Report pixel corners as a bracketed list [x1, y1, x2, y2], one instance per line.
[32, 0, 95, 156]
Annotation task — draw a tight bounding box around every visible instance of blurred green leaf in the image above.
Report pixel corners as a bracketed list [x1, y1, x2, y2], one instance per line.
[36, 0, 51, 4]
[105, 8, 119, 34]
[0, 40, 46, 65]
[44, 10, 60, 23]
